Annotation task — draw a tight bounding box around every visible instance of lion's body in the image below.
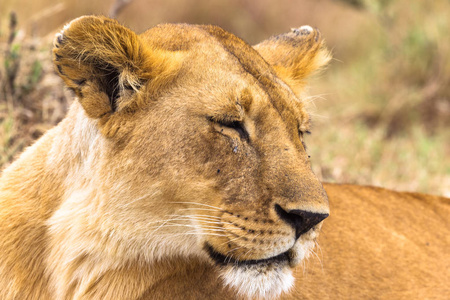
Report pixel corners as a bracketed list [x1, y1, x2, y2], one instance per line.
[289, 183, 450, 299]
[0, 16, 448, 299]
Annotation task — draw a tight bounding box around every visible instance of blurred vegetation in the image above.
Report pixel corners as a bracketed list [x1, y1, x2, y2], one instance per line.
[0, 11, 70, 165]
[309, 0, 449, 195]
[0, 0, 448, 196]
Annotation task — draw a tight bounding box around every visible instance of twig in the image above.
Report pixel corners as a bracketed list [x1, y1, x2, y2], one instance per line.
[109, 0, 133, 18]
[29, 3, 66, 24]
[8, 11, 17, 45]
[5, 11, 19, 104]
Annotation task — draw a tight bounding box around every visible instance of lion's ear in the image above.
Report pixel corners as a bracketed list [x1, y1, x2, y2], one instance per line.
[254, 26, 331, 95]
[53, 16, 180, 118]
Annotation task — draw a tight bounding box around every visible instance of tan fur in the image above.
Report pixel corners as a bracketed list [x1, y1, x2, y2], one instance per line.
[0, 16, 448, 299]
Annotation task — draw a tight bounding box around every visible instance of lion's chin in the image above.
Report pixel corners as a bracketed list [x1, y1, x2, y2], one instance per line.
[220, 262, 294, 299]
[205, 239, 315, 299]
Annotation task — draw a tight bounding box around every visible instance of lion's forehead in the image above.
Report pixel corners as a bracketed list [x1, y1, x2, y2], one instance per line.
[140, 24, 308, 127]
[141, 24, 274, 81]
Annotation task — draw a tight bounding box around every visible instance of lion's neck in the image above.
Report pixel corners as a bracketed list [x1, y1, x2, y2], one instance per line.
[0, 103, 110, 299]
[1, 102, 100, 209]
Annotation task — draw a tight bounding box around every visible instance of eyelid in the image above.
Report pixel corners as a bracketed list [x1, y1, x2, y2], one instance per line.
[209, 117, 249, 141]
[298, 129, 311, 134]
[217, 119, 242, 128]
[298, 129, 310, 150]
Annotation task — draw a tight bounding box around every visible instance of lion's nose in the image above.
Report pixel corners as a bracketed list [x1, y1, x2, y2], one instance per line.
[274, 204, 329, 239]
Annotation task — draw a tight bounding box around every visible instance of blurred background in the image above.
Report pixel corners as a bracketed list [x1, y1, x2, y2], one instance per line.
[0, 0, 448, 196]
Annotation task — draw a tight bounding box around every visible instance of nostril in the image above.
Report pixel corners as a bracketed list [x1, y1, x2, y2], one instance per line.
[274, 204, 329, 239]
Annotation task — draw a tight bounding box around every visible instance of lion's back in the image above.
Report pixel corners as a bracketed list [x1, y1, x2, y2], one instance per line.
[285, 183, 450, 299]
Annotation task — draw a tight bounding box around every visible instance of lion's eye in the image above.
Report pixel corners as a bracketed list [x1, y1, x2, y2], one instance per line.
[298, 130, 311, 150]
[220, 120, 249, 141]
[212, 118, 249, 141]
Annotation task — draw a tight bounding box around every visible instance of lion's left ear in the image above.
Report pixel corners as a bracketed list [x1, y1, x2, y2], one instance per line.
[254, 26, 331, 95]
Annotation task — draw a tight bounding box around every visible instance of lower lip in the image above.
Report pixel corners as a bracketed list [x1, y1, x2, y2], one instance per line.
[205, 243, 291, 266]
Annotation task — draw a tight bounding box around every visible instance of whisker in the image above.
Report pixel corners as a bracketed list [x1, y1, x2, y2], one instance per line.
[169, 214, 222, 219]
[235, 252, 245, 265]
[178, 208, 222, 212]
[238, 247, 253, 262]
[168, 202, 223, 211]
[167, 216, 223, 224]
[310, 248, 323, 270]
[198, 228, 227, 233]
[302, 259, 307, 275]
[302, 93, 330, 100]
[315, 241, 324, 261]
[145, 215, 224, 226]
[169, 215, 224, 223]
[292, 280, 302, 297]
[153, 232, 228, 238]
[250, 233, 261, 243]
[120, 191, 159, 208]
[225, 246, 244, 264]
[242, 249, 252, 259]
[144, 214, 208, 225]
[224, 255, 232, 264]
[128, 218, 183, 225]
[149, 215, 182, 234]
[237, 233, 260, 260]
[219, 234, 244, 246]
[192, 220, 225, 226]
[146, 219, 230, 230]
[149, 223, 225, 230]
[307, 112, 328, 120]
[226, 246, 243, 255]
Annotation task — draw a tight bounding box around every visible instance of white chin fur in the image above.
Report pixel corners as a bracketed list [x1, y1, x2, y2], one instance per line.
[220, 263, 294, 299]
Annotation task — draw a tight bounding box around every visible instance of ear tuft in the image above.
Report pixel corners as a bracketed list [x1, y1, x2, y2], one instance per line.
[254, 26, 331, 95]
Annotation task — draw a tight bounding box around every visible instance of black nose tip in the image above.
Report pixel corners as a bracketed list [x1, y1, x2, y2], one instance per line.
[275, 204, 329, 239]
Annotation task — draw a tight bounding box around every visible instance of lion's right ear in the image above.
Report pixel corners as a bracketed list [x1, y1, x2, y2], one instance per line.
[254, 26, 331, 95]
[53, 16, 181, 118]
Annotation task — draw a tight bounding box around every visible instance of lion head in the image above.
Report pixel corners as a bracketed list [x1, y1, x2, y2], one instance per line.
[16, 16, 331, 299]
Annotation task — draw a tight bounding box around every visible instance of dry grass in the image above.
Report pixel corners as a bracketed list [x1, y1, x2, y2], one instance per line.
[0, 12, 70, 166]
[0, 0, 448, 196]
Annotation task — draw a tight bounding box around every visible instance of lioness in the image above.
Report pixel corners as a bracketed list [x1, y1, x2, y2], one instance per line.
[0, 16, 448, 300]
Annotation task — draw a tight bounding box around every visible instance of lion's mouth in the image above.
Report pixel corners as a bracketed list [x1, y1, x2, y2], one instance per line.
[205, 243, 291, 267]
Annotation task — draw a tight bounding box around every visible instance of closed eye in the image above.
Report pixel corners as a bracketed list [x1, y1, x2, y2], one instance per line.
[209, 118, 249, 141]
[298, 130, 311, 151]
